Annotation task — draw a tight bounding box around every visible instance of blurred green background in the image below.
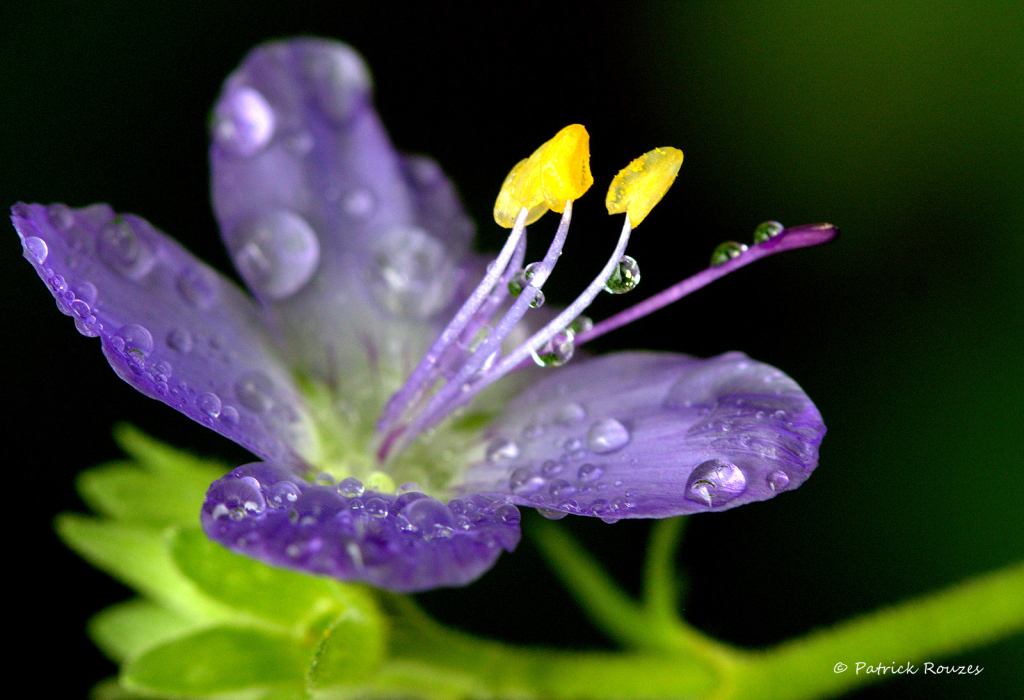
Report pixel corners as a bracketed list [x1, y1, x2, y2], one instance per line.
[3, 2, 1022, 698]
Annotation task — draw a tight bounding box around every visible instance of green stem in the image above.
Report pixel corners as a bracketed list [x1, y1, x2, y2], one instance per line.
[642, 517, 687, 624]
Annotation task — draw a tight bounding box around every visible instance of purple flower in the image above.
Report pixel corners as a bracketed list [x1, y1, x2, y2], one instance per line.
[11, 39, 833, 592]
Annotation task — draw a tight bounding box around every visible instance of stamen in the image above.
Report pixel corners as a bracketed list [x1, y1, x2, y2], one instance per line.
[573, 223, 839, 348]
[377, 207, 529, 433]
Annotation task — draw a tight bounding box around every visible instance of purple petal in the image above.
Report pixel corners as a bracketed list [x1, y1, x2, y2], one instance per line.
[202, 463, 520, 592]
[458, 351, 825, 520]
[209, 39, 477, 383]
[11, 202, 318, 466]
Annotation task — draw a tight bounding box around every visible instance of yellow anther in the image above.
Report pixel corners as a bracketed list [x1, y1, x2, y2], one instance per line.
[605, 147, 683, 227]
[493, 125, 593, 228]
[494, 159, 549, 228]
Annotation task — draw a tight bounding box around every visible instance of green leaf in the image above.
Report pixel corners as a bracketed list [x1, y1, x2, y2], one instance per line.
[170, 528, 361, 629]
[123, 625, 310, 698]
[307, 608, 386, 689]
[89, 598, 200, 663]
[77, 461, 219, 529]
[56, 515, 232, 622]
[113, 423, 230, 479]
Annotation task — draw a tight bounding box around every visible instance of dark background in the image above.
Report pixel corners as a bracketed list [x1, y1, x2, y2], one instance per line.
[3, 2, 1022, 698]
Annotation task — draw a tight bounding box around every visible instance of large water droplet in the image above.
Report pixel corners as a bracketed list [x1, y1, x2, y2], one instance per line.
[554, 403, 587, 426]
[176, 267, 219, 309]
[209, 475, 266, 517]
[197, 392, 223, 418]
[268, 481, 300, 507]
[234, 371, 274, 413]
[486, 438, 519, 463]
[72, 281, 98, 305]
[338, 477, 364, 498]
[577, 463, 603, 482]
[231, 210, 320, 300]
[710, 241, 748, 266]
[753, 220, 785, 244]
[402, 498, 454, 534]
[364, 497, 389, 518]
[587, 418, 631, 454]
[369, 225, 456, 317]
[213, 86, 275, 157]
[531, 330, 574, 367]
[98, 217, 156, 279]
[766, 469, 791, 492]
[23, 236, 48, 264]
[604, 255, 640, 294]
[115, 324, 154, 357]
[509, 467, 545, 496]
[685, 459, 747, 507]
[566, 315, 593, 336]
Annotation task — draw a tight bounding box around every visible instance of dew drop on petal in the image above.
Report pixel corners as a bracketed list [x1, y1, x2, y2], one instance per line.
[753, 220, 785, 244]
[710, 241, 748, 266]
[341, 188, 375, 219]
[234, 371, 274, 413]
[365, 497, 389, 518]
[766, 469, 791, 492]
[402, 498, 454, 533]
[231, 209, 320, 300]
[47, 203, 74, 231]
[538, 508, 569, 520]
[176, 267, 219, 309]
[72, 281, 98, 305]
[509, 467, 545, 496]
[213, 86, 276, 157]
[197, 392, 222, 418]
[23, 237, 48, 264]
[116, 324, 154, 357]
[587, 418, 631, 454]
[369, 225, 456, 318]
[577, 463, 603, 482]
[548, 479, 575, 497]
[604, 255, 640, 294]
[685, 459, 747, 507]
[486, 438, 519, 463]
[219, 405, 239, 426]
[540, 459, 563, 477]
[493, 503, 520, 526]
[338, 477, 364, 498]
[554, 403, 587, 426]
[98, 218, 156, 279]
[304, 44, 371, 124]
[209, 475, 266, 515]
[531, 330, 574, 367]
[166, 327, 194, 353]
[267, 481, 299, 508]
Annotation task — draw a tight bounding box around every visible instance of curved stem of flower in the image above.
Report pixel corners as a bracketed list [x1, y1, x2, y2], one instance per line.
[642, 516, 688, 626]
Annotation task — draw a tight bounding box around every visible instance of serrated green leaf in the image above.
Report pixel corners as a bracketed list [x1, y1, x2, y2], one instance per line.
[307, 609, 385, 689]
[170, 528, 352, 629]
[78, 461, 219, 528]
[123, 626, 310, 698]
[56, 515, 232, 622]
[90, 598, 199, 663]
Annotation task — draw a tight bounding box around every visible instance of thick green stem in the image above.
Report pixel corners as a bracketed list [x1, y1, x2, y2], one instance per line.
[642, 517, 688, 624]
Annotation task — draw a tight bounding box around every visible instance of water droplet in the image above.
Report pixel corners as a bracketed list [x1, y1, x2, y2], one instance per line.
[234, 371, 274, 413]
[563, 437, 583, 452]
[341, 188, 375, 218]
[590, 499, 612, 516]
[540, 460, 563, 477]
[365, 497, 389, 518]
[604, 255, 640, 294]
[268, 481, 300, 507]
[587, 418, 630, 454]
[531, 330, 574, 367]
[493, 503, 520, 526]
[577, 463, 603, 482]
[567, 315, 593, 335]
[338, 477, 364, 498]
[72, 281, 97, 305]
[23, 236, 48, 264]
[75, 316, 100, 337]
[314, 473, 335, 486]
[538, 508, 569, 520]
[486, 438, 519, 463]
[166, 327, 193, 353]
[70, 299, 92, 318]
[554, 403, 587, 426]
[115, 324, 154, 357]
[209, 475, 266, 516]
[176, 266, 219, 309]
[231, 210, 320, 300]
[304, 43, 371, 123]
[685, 459, 747, 507]
[47, 203, 73, 231]
[402, 498, 455, 536]
[548, 479, 575, 497]
[98, 217, 156, 279]
[213, 86, 275, 156]
[766, 470, 791, 492]
[197, 392, 222, 418]
[509, 467, 545, 496]
[507, 270, 527, 297]
[710, 241, 748, 266]
[219, 405, 239, 426]
[369, 225, 456, 317]
[753, 220, 785, 244]
[521, 422, 546, 440]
